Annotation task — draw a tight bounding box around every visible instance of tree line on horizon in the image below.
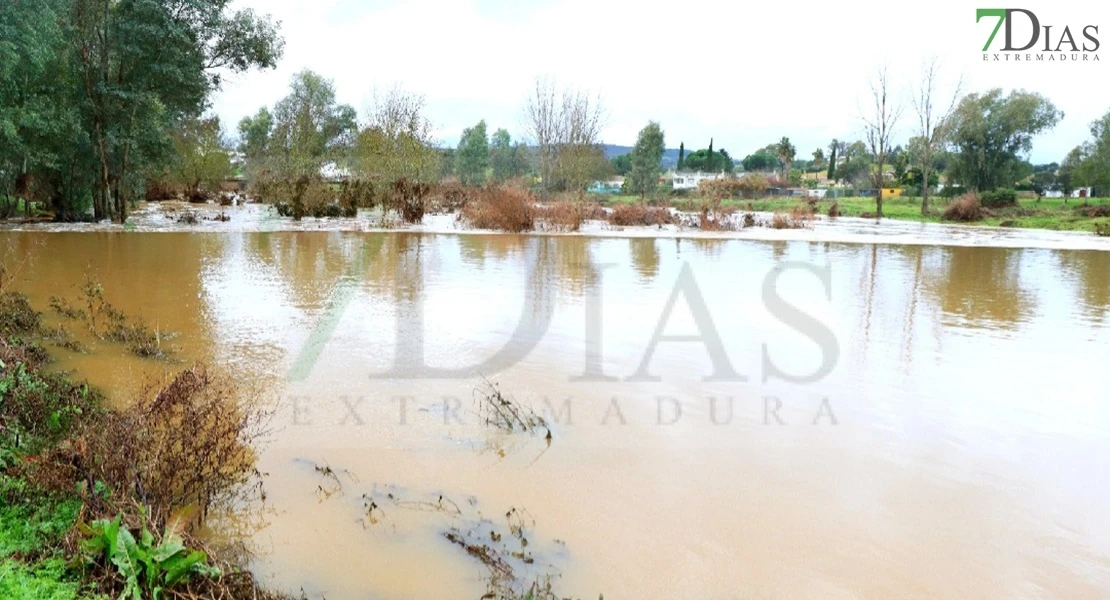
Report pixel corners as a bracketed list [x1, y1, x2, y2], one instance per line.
[4, 3, 1110, 221]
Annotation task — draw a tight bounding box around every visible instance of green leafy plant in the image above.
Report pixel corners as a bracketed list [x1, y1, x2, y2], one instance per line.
[79, 507, 220, 600]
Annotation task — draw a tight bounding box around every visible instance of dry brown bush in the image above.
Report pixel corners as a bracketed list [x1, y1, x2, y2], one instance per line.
[769, 212, 808, 229]
[1074, 203, 1110, 218]
[459, 185, 537, 232]
[607, 203, 675, 227]
[35, 365, 267, 527]
[390, 178, 430, 223]
[429, 181, 474, 213]
[697, 206, 737, 231]
[827, 202, 841, 218]
[790, 202, 816, 222]
[942, 193, 984, 222]
[535, 200, 584, 232]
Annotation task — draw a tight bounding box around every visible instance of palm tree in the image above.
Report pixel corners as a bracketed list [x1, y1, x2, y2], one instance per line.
[776, 136, 796, 178]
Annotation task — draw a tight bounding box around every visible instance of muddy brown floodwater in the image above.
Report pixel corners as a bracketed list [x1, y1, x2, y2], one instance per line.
[3, 229, 1110, 599]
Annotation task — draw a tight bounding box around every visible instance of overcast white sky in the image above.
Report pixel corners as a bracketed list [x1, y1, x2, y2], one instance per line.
[210, 0, 1110, 164]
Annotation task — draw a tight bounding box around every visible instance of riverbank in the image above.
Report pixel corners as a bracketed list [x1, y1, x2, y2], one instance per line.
[607, 194, 1110, 233]
[0, 277, 293, 600]
[2, 200, 1109, 252]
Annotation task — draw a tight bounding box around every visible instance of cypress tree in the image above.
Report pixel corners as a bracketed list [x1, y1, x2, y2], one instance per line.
[827, 146, 837, 180]
[706, 139, 714, 172]
[677, 142, 685, 171]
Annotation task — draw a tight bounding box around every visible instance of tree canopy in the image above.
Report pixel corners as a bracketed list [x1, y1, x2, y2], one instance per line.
[682, 145, 733, 173]
[0, 0, 283, 222]
[947, 89, 1063, 191]
[626, 121, 665, 198]
[455, 120, 489, 186]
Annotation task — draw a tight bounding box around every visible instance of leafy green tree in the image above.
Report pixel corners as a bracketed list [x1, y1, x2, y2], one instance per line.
[835, 156, 871, 188]
[437, 147, 456, 180]
[811, 148, 826, 172]
[489, 128, 526, 182]
[0, 0, 86, 218]
[845, 140, 868, 162]
[890, 146, 909, 182]
[948, 89, 1063, 191]
[626, 121, 665, 199]
[73, 0, 284, 222]
[1067, 109, 1110, 193]
[610, 153, 632, 176]
[683, 146, 733, 172]
[455, 120, 489, 186]
[160, 116, 233, 196]
[268, 70, 357, 178]
[237, 107, 273, 182]
[741, 151, 778, 172]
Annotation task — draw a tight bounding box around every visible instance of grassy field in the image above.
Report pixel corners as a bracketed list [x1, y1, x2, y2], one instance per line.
[604, 194, 1110, 233]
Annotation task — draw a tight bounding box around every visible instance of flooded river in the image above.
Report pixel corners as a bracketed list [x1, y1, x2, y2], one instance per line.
[4, 230, 1110, 598]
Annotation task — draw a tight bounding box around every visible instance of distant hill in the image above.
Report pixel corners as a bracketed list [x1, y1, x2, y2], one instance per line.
[602, 144, 736, 170]
[603, 144, 684, 170]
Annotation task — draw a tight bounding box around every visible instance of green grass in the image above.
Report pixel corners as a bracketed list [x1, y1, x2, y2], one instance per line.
[603, 194, 1110, 233]
[0, 336, 102, 600]
[0, 475, 100, 600]
[0, 559, 89, 600]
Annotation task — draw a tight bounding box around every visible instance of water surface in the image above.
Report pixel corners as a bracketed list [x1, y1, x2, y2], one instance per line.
[5, 231, 1110, 599]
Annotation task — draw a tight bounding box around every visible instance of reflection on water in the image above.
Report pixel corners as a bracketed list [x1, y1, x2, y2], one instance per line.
[926, 246, 1035, 330]
[628, 238, 659, 282]
[1058, 249, 1110, 321]
[4, 232, 1110, 599]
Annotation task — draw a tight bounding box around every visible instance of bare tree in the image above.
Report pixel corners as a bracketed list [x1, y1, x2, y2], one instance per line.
[861, 67, 904, 219]
[911, 58, 962, 215]
[524, 77, 606, 196]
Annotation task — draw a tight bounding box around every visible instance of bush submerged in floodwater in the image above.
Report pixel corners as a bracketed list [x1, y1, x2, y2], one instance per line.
[459, 185, 537, 232]
[607, 203, 674, 227]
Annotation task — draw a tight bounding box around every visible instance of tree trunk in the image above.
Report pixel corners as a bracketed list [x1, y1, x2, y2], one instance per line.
[876, 188, 884, 219]
[21, 155, 29, 219]
[921, 162, 931, 216]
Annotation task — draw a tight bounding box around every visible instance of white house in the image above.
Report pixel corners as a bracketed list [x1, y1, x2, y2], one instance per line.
[672, 171, 725, 190]
[1044, 187, 1094, 198]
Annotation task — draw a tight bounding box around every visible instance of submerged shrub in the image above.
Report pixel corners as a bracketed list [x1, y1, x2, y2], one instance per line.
[0, 291, 41, 337]
[607, 203, 674, 227]
[429, 181, 473, 213]
[535, 200, 604, 232]
[769, 212, 807, 229]
[460, 185, 536, 232]
[390, 178, 430, 224]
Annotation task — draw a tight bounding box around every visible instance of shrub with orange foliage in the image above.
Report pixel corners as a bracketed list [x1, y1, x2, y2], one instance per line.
[459, 185, 537, 232]
[607, 203, 675, 227]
